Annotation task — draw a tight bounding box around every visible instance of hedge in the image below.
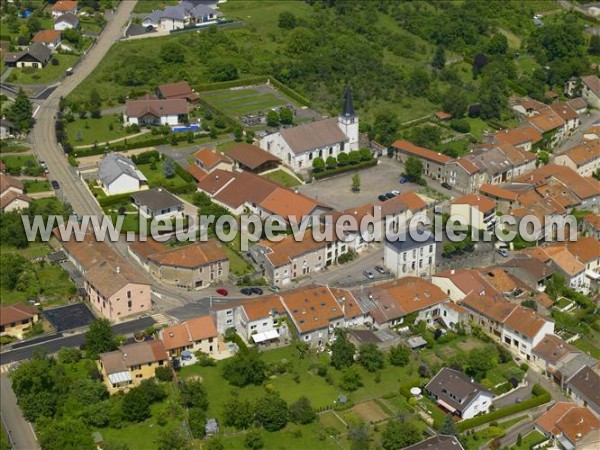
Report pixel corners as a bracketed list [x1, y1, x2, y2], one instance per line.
[457, 385, 551, 431]
[192, 76, 268, 93]
[269, 77, 311, 107]
[98, 192, 133, 207]
[313, 159, 377, 180]
[168, 182, 197, 195]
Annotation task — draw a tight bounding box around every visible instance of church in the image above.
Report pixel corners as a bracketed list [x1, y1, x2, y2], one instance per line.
[259, 86, 359, 173]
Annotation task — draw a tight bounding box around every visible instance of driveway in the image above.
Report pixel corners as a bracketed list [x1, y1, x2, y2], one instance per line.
[297, 158, 421, 211]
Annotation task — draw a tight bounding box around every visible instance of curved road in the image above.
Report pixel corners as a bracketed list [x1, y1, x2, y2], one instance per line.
[30, 0, 137, 216]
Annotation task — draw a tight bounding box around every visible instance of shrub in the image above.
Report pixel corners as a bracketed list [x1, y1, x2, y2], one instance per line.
[155, 366, 173, 382]
[450, 119, 471, 133]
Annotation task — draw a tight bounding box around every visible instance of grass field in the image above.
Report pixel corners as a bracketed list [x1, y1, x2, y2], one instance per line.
[202, 87, 288, 117]
[138, 161, 190, 190]
[572, 338, 600, 359]
[224, 245, 253, 276]
[1, 154, 41, 174]
[0, 144, 29, 154]
[132, 0, 178, 13]
[23, 179, 51, 193]
[6, 54, 79, 85]
[66, 115, 135, 146]
[509, 430, 547, 450]
[0, 262, 75, 306]
[262, 170, 302, 188]
[0, 242, 52, 260]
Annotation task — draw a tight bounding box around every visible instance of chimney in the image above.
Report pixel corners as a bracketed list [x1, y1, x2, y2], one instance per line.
[116, 266, 120, 274]
[451, 269, 455, 275]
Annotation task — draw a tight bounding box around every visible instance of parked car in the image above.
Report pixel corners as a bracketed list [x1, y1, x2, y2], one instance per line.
[399, 176, 408, 184]
[375, 265, 386, 274]
[268, 285, 280, 293]
[378, 194, 388, 202]
[216, 288, 228, 296]
[441, 182, 452, 190]
[363, 269, 374, 279]
[51, 180, 60, 189]
[391, 190, 400, 196]
[496, 248, 509, 258]
[385, 192, 395, 199]
[240, 288, 253, 296]
[251, 287, 263, 295]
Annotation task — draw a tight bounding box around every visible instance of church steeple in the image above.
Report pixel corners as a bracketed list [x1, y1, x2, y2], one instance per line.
[342, 84, 355, 118]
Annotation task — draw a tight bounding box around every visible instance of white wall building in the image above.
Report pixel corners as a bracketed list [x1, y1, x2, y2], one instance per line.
[384, 230, 436, 278]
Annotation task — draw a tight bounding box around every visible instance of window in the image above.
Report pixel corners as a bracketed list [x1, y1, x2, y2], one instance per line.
[226, 310, 232, 315]
[127, 291, 132, 299]
[127, 300, 132, 309]
[226, 319, 233, 325]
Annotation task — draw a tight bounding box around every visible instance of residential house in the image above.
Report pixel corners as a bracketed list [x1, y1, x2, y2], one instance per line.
[462, 293, 555, 360]
[567, 97, 588, 116]
[156, 81, 199, 103]
[98, 341, 169, 394]
[353, 277, 449, 329]
[532, 334, 583, 375]
[54, 12, 80, 30]
[0, 119, 15, 140]
[555, 140, 600, 178]
[450, 194, 497, 232]
[478, 184, 521, 214]
[581, 75, 600, 109]
[143, 1, 222, 31]
[97, 153, 148, 195]
[129, 239, 229, 289]
[405, 436, 465, 450]
[550, 102, 580, 133]
[250, 233, 330, 286]
[432, 268, 494, 302]
[123, 97, 189, 126]
[535, 402, 600, 449]
[51, 0, 78, 18]
[32, 30, 62, 50]
[445, 158, 482, 194]
[566, 366, 600, 417]
[582, 214, 600, 239]
[383, 230, 436, 278]
[511, 97, 547, 118]
[489, 125, 543, 152]
[425, 367, 494, 419]
[0, 303, 39, 339]
[160, 315, 220, 357]
[566, 236, 600, 289]
[280, 285, 345, 347]
[0, 172, 31, 212]
[3, 42, 52, 68]
[211, 295, 289, 344]
[259, 86, 359, 172]
[527, 108, 566, 149]
[226, 143, 281, 173]
[392, 140, 452, 181]
[131, 188, 184, 219]
[499, 255, 555, 292]
[55, 228, 152, 321]
[438, 301, 468, 330]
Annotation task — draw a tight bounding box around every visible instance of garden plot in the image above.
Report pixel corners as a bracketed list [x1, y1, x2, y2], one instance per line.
[352, 400, 390, 423]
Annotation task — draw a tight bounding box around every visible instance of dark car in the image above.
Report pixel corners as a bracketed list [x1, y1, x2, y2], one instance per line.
[378, 194, 388, 202]
[51, 180, 60, 189]
[251, 287, 263, 295]
[216, 288, 228, 296]
[441, 182, 452, 190]
[240, 288, 253, 296]
[385, 192, 395, 199]
[399, 176, 408, 184]
[375, 265, 386, 274]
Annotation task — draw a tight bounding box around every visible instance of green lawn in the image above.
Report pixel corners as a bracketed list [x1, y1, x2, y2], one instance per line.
[434, 138, 471, 157]
[572, 338, 600, 359]
[515, 54, 541, 76]
[509, 430, 547, 450]
[262, 170, 302, 188]
[138, 161, 190, 190]
[0, 262, 75, 306]
[132, 0, 178, 13]
[466, 117, 493, 140]
[1, 154, 40, 174]
[0, 242, 52, 260]
[6, 54, 79, 85]
[216, 140, 237, 152]
[0, 422, 10, 450]
[224, 245, 253, 276]
[202, 87, 288, 117]
[66, 115, 137, 146]
[23, 179, 51, 193]
[0, 144, 29, 154]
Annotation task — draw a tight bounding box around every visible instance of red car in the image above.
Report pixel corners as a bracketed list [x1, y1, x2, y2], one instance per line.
[216, 288, 229, 296]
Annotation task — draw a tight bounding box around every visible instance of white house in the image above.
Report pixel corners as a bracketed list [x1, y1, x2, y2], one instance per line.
[142, 2, 222, 31]
[0, 173, 31, 212]
[51, 0, 78, 18]
[97, 153, 148, 195]
[54, 12, 80, 30]
[259, 86, 359, 172]
[383, 230, 436, 278]
[581, 75, 600, 109]
[425, 368, 494, 419]
[124, 97, 189, 127]
[554, 140, 600, 178]
[450, 194, 497, 232]
[130, 188, 184, 220]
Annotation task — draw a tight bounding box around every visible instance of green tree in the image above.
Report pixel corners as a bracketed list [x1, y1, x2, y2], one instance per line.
[179, 379, 209, 411]
[348, 422, 371, 450]
[381, 420, 422, 450]
[245, 130, 256, 144]
[326, 156, 337, 169]
[404, 156, 423, 183]
[439, 413, 458, 436]
[546, 273, 565, 300]
[279, 107, 293, 125]
[222, 349, 267, 387]
[330, 329, 355, 369]
[337, 152, 350, 166]
[89, 89, 102, 119]
[204, 437, 225, 450]
[223, 397, 255, 429]
[209, 60, 238, 82]
[244, 429, 264, 449]
[84, 319, 117, 358]
[312, 156, 325, 172]
[516, 433, 522, 446]
[278, 11, 297, 29]
[102, 441, 131, 450]
[188, 407, 206, 439]
[487, 34, 508, 55]
[255, 393, 289, 431]
[537, 151, 550, 166]
[289, 396, 316, 424]
[156, 426, 189, 450]
[266, 109, 279, 127]
[160, 42, 185, 64]
[163, 157, 176, 179]
[339, 366, 363, 392]
[37, 416, 95, 450]
[26, 16, 41, 35]
[589, 35, 600, 56]
[357, 343, 384, 372]
[441, 88, 468, 119]
[6, 88, 33, 132]
[389, 344, 411, 367]
[371, 109, 399, 146]
[20, 391, 57, 421]
[155, 366, 173, 382]
[431, 45, 446, 69]
[466, 347, 497, 381]
[123, 385, 152, 422]
[234, 126, 243, 141]
[351, 172, 361, 192]
[409, 125, 442, 148]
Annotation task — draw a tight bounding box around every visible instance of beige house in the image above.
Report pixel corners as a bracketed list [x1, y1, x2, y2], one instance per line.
[129, 239, 229, 289]
[0, 303, 39, 339]
[392, 139, 452, 181]
[0, 173, 31, 212]
[555, 140, 600, 177]
[160, 315, 220, 357]
[581, 75, 600, 109]
[450, 194, 497, 232]
[98, 340, 169, 394]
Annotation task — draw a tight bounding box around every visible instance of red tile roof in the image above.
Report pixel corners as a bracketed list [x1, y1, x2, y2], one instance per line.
[493, 125, 543, 146]
[51, 0, 77, 11]
[193, 147, 230, 170]
[32, 30, 61, 43]
[452, 194, 496, 213]
[162, 315, 218, 351]
[392, 140, 453, 164]
[281, 285, 344, 333]
[0, 303, 38, 327]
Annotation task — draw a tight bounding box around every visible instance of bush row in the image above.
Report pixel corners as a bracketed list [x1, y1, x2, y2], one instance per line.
[313, 159, 378, 180]
[457, 385, 551, 431]
[98, 192, 133, 207]
[192, 76, 268, 93]
[269, 78, 311, 107]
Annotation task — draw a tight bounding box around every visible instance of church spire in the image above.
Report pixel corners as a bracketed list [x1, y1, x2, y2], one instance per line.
[342, 84, 355, 118]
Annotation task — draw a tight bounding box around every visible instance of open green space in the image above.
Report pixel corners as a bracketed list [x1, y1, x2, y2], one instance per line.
[0, 423, 9, 450]
[138, 161, 190, 190]
[224, 245, 253, 276]
[572, 338, 600, 359]
[203, 88, 287, 117]
[1, 154, 42, 175]
[23, 179, 51, 193]
[262, 170, 302, 188]
[0, 242, 52, 260]
[0, 144, 29, 154]
[132, 0, 178, 13]
[508, 430, 547, 450]
[6, 54, 79, 85]
[66, 115, 137, 146]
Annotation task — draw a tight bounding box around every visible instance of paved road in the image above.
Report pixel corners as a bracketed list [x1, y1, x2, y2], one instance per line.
[0, 316, 155, 365]
[0, 375, 38, 450]
[553, 110, 600, 156]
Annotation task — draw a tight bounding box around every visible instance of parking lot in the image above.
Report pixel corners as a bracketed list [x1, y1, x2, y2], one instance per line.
[43, 303, 96, 332]
[297, 157, 422, 211]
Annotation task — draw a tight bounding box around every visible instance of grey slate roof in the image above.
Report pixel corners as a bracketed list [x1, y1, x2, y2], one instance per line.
[567, 366, 600, 415]
[98, 153, 147, 187]
[342, 85, 355, 118]
[4, 42, 51, 65]
[55, 12, 79, 27]
[279, 117, 348, 154]
[131, 188, 182, 212]
[385, 230, 434, 253]
[425, 367, 493, 414]
[405, 436, 465, 450]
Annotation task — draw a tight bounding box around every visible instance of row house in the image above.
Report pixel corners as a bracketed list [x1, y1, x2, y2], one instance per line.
[383, 231, 436, 278]
[392, 140, 452, 181]
[555, 140, 600, 178]
[535, 402, 600, 449]
[450, 194, 497, 232]
[160, 315, 221, 357]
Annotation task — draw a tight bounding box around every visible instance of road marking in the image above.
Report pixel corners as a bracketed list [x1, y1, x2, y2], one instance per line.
[32, 105, 40, 118]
